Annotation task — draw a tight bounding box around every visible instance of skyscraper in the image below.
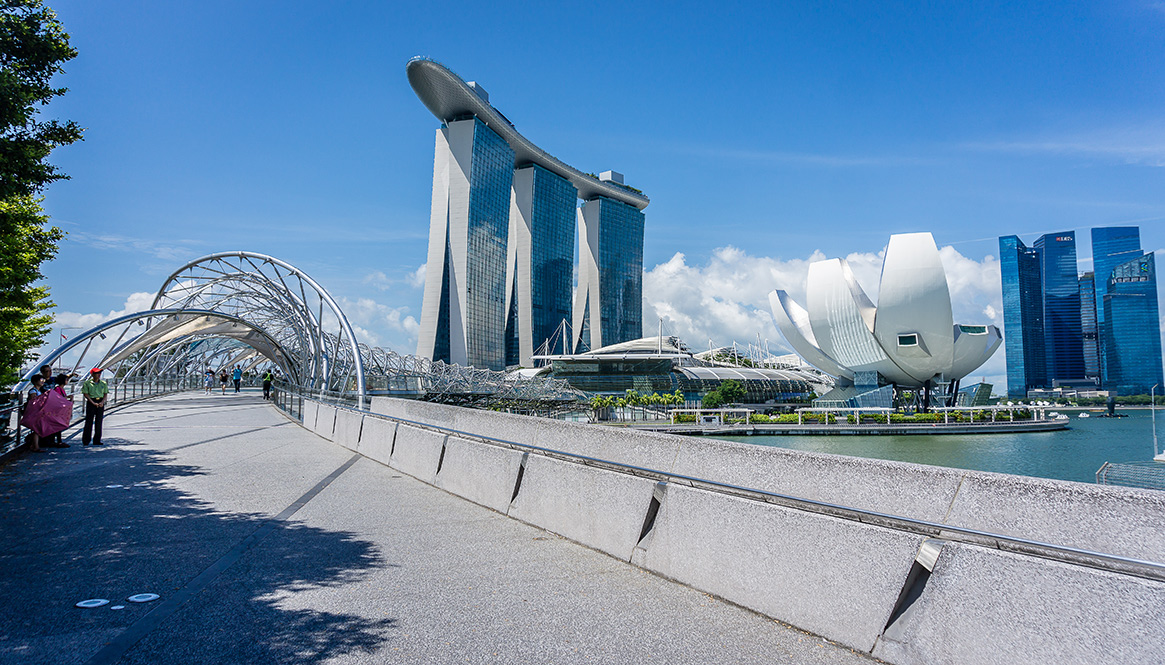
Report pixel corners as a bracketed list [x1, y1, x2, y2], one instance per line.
[505, 165, 576, 366]
[1079, 272, 1099, 379]
[999, 235, 1046, 397]
[416, 117, 515, 370]
[1092, 230, 1163, 394]
[1090, 227, 1146, 386]
[573, 191, 645, 353]
[1032, 232, 1085, 381]
[408, 58, 649, 369]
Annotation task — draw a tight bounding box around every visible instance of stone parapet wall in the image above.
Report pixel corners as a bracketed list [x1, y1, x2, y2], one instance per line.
[298, 397, 1165, 665]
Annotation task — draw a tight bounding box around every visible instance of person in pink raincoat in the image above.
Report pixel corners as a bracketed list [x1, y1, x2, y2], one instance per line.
[43, 374, 73, 448]
[20, 376, 47, 453]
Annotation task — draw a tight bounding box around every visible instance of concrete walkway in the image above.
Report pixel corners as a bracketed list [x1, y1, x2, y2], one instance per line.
[0, 391, 877, 664]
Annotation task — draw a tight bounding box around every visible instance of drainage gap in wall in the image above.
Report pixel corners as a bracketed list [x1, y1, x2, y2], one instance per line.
[436, 436, 448, 475]
[637, 481, 667, 545]
[510, 453, 529, 504]
[881, 539, 945, 639]
[389, 425, 398, 458]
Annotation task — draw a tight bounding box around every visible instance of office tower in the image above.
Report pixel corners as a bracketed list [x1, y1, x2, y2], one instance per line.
[1079, 272, 1099, 379]
[1032, 232, 1085, 381]
[1102, 253, 1163, 394]
[573, 192, 645, 353]
[416, 117, 515, 370]
[1091, 227, 1143, 327]
[1090, 227, 1146, 385]
[999, 235, 1047, 397]
[505, 165, 577, 367]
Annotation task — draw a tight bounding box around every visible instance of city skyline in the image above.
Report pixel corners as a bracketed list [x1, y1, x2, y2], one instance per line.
[1000, 226, 1163, 396]
[29, 2, 1165, 395]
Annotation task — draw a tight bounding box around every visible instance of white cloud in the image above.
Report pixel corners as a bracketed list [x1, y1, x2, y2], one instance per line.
[361, 264, 426, 292]
[52, 291, 157, 335]
[66, 230, 203, 262]
[362, 271, 391, 291]
[27, 292, 159, 368]
[339, 297, 420, 352]
[407, 263, 426, 289]
[963, 124, 1165, 167]
[643, 244, 1008, 389]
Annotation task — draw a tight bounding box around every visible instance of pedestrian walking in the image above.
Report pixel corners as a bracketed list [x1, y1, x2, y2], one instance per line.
[262, 369, 274, 400]
[204, 369, 214, 394]
[232, 365, 242, 393]
[218, 369, 228, 394]
[81, 368, 108, 446]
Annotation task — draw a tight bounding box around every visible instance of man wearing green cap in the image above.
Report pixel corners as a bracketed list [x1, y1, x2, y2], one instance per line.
[81, 368, 108, 446]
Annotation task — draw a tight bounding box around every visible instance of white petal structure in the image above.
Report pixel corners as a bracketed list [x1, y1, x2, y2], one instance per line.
[769, 232, 1000, 388]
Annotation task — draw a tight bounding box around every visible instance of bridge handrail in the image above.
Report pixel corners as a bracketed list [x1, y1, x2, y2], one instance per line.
[301, 397, 1165, 584]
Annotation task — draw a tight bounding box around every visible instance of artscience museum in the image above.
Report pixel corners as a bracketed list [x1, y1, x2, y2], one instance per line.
[768, 232, 1001, 409]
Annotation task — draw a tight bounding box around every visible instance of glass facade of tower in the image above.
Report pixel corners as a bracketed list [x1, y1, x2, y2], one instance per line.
[1090, 227, 1144, 385]
[505, 165, 575, 367]
[530, 167, 576, 356]
[1103, 254, 1164, 395]
[1091, 227, 1142, 327]
[999, 235, 1046, 397]
[1079, 272, 1099, 379]
[446, 118, 514, 370]
[1033, 232, 1085, 381]
[595, 197, 645, 348]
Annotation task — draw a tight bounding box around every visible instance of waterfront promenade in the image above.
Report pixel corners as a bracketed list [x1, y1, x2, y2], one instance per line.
[0, 392, 872, 664]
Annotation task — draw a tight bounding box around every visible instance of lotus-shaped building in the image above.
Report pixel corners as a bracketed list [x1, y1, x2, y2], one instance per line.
[768, 232, 1000, 407]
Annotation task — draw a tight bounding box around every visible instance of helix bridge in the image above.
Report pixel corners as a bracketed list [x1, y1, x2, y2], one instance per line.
[15, 252, 584, 412]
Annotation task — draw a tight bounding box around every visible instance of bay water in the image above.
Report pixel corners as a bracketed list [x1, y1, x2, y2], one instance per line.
[716, 409, 1163, 484]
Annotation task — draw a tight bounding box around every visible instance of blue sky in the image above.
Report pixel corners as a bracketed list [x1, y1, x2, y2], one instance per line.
[36, 1, 1165, 391]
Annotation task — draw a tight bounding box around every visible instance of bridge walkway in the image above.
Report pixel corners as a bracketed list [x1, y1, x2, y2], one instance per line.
[0, 391, 874, 664]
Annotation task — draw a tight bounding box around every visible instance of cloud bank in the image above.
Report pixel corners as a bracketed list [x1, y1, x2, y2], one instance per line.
[642, 244, 1007, 387]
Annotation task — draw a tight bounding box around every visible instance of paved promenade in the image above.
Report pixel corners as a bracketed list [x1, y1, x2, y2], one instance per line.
[0, 392, 875, 664]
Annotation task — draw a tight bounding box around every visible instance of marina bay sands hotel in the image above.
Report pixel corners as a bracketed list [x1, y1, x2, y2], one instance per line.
[408, 57, 649, 371]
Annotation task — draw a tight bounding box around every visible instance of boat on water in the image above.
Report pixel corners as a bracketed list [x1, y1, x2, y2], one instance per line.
[1079, 412, 1090, 419]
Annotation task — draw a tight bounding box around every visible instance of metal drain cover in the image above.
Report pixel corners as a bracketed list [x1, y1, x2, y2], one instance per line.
[76, 599, 109, 608]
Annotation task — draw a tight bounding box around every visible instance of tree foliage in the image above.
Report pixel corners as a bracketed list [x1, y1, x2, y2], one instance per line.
[702, 379, 746, 408]
[0, 0, 80, 389]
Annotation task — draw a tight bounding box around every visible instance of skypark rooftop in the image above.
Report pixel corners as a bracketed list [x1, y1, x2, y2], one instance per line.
[407, 57, 649, 210]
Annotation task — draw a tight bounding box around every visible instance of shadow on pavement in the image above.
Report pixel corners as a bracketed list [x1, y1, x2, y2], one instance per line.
[0, 427, 396, 664]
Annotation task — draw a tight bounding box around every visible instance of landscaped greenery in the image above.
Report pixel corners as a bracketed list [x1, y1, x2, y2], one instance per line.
[701, 379, 745, 408]
[0, 0, 83, 389]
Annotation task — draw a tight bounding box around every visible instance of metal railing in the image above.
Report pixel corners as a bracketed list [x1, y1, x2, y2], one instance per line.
[276, 387, 1165, 584]
[1, 375, 201, 457]
[1097, 461, 1165, 491]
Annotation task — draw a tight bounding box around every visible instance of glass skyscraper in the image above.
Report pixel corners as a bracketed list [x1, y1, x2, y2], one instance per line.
[1092, 229, 1163, 394]
[1090, 227, 1147, 387]
[409, 58, 650, 370]
[1079, 272, 1099, 379]
[573, 196, 645, 352]
[999, 235, 1046, 397]
[1032, 232, 1085, 382]
[417, 117, 515, 371]
[505, 164, 577, 367]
